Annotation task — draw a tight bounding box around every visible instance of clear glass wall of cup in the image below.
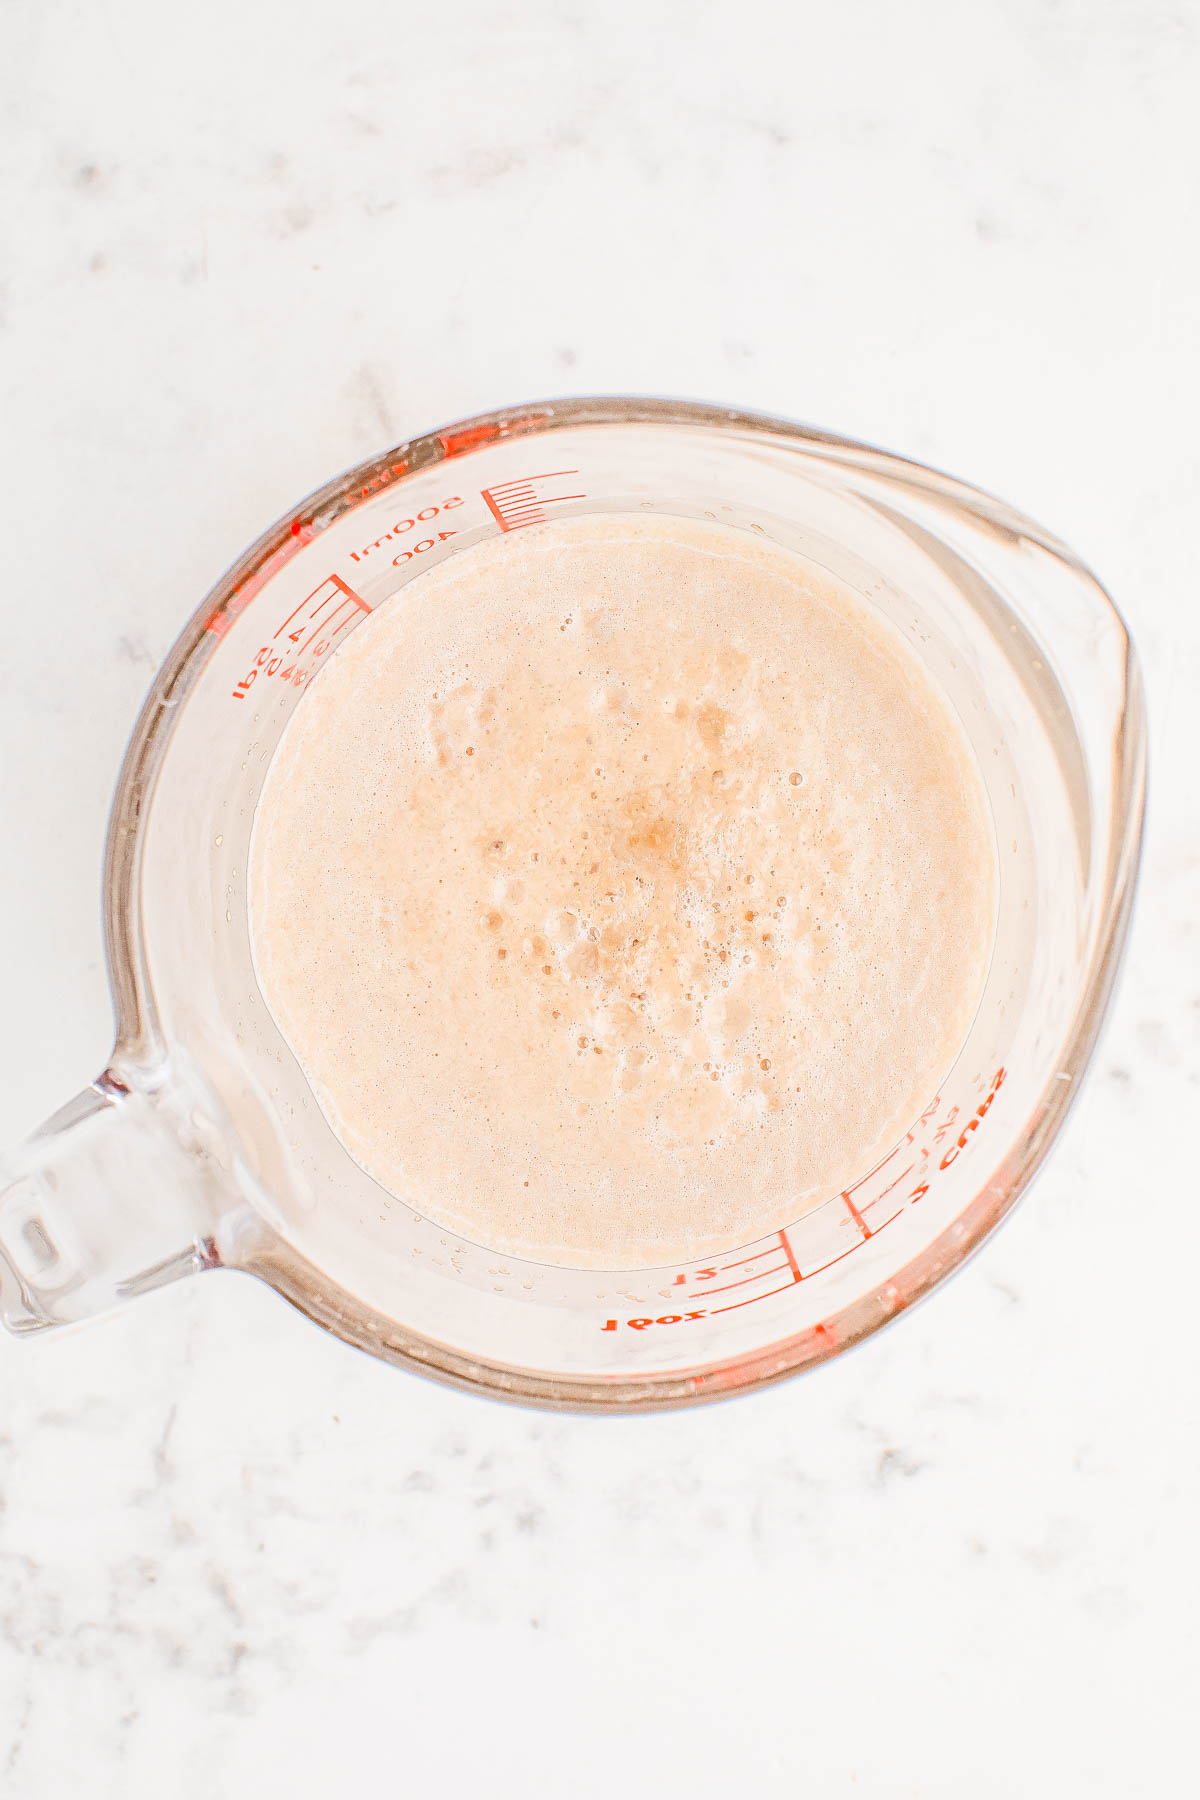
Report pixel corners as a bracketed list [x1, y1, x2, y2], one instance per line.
[0, 399, 1145, 1410]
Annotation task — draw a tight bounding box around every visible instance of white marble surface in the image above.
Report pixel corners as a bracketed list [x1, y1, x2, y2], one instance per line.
[1, 2, 1198, 1793]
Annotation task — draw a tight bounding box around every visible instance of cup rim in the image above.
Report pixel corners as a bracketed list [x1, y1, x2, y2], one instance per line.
[102, 395, 1148, 1410]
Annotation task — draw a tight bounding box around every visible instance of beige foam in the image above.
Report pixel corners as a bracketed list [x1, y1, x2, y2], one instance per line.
[249, 515, 996, 1269]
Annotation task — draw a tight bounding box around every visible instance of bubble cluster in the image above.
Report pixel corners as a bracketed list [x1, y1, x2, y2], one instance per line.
[249, 515, 997, 1269]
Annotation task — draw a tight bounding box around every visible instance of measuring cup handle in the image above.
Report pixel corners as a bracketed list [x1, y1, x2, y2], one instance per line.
[0, 1069, 230, 1335]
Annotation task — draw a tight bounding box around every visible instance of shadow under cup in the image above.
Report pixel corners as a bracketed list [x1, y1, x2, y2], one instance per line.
[3, 400, 1146, 1409]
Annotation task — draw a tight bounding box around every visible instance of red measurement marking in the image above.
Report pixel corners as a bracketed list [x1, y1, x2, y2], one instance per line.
[839, 1123, 933, 1238]
[230, 574, 370, 701]
[272, 574, 369, 651]
[600, 1070, 1008, 1327]
[876, 1162, 916, 1203]
[439, 414, 550, 460]
[681, 1230, 804, 1315]
[905, 1094, 942, 1143]
[355, 459, 409, 502]
[205, 520, 315, 638]
[796, 1238, 879, 1284]
[601, 1312, 708, 1332]
[710, 1280, 800, 1316]
[842, 1188, 873, 1241]
[720, 1244, 783, 1271]
[348, 496, 463, 565]
[707, 1212, 908, 1313]
[697, 1260, 791, 1297]
[481, 471, 586, 532]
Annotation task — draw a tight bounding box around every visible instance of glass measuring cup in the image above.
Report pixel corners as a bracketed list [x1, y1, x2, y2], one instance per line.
[0, 398, 1145, 1410]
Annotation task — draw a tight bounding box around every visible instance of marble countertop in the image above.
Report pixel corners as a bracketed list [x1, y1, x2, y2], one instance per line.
[2, 3, 1197, 1794]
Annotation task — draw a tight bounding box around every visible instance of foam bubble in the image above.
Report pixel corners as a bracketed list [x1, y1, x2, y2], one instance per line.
[249, 515, 996, 1269]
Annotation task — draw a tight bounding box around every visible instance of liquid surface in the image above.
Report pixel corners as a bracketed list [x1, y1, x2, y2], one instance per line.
[250, 516, 996, 1268]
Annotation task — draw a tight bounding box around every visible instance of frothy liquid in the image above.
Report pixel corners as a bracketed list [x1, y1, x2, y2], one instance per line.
[250, 516, 996, 1269]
